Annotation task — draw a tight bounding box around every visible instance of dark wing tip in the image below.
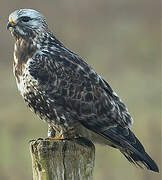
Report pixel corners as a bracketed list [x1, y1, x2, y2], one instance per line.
[122, 150, 159, 173]
[143, 152, 159, 173]
[97, 126, 159, 173]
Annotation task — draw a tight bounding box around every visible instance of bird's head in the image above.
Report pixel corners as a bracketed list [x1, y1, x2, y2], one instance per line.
[7, 9, 48, 40]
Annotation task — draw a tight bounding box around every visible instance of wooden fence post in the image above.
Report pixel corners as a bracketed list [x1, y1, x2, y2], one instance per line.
[29, 138, 95, 180]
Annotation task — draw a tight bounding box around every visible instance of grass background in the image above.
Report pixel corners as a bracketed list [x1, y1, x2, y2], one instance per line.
[0, 0, 161, 179]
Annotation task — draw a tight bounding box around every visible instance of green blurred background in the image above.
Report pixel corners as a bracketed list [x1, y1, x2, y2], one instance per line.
[0, 0, 161, 179]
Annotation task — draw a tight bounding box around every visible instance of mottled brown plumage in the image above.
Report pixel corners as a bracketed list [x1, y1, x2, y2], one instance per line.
[7, 9, 159, 172]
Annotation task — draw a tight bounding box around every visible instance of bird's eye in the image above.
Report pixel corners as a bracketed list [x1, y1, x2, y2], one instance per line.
[20, 16, 32, 22]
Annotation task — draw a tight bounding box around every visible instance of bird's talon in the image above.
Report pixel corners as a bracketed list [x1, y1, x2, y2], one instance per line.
[37, 137, 44, 141]
[29, 137, 44, 144]
[28, 139, 36, 143]
[45, 137, 50, 141]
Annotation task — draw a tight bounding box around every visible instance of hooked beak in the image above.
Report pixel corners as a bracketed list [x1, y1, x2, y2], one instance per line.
[7, 17, 16, 30]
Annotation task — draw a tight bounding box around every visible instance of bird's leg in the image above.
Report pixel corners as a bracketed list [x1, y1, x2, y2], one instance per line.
[46, 125, 65, 140]
[48, 124, 56, 138]
[46, 127, 76, 141]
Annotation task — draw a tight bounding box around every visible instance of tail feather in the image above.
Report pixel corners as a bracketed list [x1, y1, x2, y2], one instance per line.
[99, 126, 159, 172]
[121, 147, 159, 172]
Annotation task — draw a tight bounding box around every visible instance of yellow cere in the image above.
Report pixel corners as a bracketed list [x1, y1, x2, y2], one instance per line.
[9, 17, 16, 25]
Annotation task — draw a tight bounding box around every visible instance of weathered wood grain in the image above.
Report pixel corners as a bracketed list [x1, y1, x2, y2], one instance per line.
[30, 138, 95, 180]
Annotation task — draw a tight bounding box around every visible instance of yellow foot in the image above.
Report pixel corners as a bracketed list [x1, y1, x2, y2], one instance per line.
[45, 136, 65, 141]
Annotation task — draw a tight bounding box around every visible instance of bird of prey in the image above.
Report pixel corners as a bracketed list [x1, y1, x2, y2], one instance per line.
[7, 9, 159, 172]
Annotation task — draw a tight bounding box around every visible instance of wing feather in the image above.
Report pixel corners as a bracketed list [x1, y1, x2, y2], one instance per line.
[29, 47, 133, 132]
